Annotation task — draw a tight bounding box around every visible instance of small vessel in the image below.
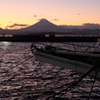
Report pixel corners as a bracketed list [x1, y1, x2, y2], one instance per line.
[31, 42, 100, 81]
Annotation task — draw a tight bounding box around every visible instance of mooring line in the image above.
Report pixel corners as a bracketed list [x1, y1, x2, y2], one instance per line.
[87, 66, 100, 100]
[46, 65, 99, 100]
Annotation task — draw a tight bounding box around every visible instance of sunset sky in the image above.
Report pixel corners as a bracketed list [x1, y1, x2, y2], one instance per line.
[0, 0, 100, 29]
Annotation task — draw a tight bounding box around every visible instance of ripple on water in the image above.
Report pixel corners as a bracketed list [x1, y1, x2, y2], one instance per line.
[0, 42, 100, 100]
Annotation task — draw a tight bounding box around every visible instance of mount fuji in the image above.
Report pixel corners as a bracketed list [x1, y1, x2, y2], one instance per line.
[0, 19, 68, 35]
[19, 18, 68, 34]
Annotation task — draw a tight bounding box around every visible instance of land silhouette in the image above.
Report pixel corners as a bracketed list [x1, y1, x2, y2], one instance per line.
[0, 19, 100, 35]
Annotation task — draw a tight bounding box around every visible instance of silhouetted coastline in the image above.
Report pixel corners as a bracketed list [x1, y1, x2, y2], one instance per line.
[0, 34, 100, 42]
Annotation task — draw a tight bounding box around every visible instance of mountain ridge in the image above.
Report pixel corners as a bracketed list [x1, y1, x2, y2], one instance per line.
[19, 18, 68, 34]
[0, 19, 100, 35]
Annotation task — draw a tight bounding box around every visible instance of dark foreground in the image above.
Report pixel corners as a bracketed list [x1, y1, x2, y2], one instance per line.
[0, 42, 100, 100]
[0, 36, 100, 42]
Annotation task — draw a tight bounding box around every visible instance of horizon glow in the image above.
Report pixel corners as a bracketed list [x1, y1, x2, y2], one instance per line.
[0, 0, 100, 29]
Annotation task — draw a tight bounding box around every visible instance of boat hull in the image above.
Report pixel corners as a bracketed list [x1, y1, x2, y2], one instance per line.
[35, 51, 100, 81]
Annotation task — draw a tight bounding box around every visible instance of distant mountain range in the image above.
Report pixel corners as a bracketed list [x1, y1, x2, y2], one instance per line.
[0, 19, 68, 35]
[0, 19, 100, 35]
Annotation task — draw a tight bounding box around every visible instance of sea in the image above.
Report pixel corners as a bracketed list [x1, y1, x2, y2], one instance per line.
[0, 41, 100, 100]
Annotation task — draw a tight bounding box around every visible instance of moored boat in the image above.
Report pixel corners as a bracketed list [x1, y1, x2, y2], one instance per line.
[31, 42, 100, 81]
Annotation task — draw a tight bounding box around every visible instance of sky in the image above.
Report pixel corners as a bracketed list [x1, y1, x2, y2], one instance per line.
[0, 0, 100, 29]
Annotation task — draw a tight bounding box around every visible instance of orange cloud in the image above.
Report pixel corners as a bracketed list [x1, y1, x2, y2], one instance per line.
[6, 23, 29, 29]
[51, 19, 59, 21]
[33, 15, 37, 17]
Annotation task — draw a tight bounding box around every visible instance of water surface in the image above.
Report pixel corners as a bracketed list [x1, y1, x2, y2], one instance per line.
[0, 42, 100, 100]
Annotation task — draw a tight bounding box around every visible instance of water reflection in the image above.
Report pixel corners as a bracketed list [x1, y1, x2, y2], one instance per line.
[0, 42, 100, 100]
[0, 41, 11, 50]
[1, 41, 11, 45]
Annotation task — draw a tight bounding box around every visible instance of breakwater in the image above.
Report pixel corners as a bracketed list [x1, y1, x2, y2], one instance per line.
[0, 35, 100, 42]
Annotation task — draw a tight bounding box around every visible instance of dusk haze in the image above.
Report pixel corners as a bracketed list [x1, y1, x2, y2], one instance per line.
[0, 0, 100, 29]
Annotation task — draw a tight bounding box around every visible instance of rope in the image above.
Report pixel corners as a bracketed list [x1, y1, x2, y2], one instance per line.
[20, 61, 40, 89]
[14, 56, 34, 68]
[1, 43, 34, 84]
[85, 42, 97, 51]
[73, 44, 78, 72]
[32, 42, 99, 53]
[46, 65, 98, 100]
[87, 66, 100, 100]
[31, 42, 100, 99]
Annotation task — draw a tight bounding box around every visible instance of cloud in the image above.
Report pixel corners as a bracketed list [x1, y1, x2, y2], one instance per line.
[77, 13, 82, 15]
[7, 23, 29, 28]
[51, 19, 59, 21]
[60, 23, 100, 29]
[37, 18, 42, 21]
[54, 19, 59, 21]
[82, 23, 100, 29]
[9, 21, 12, 23]
[33, 15, 37, 17]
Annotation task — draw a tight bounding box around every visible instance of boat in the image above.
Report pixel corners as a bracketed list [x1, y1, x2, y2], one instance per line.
[31, 42, 100, 81]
